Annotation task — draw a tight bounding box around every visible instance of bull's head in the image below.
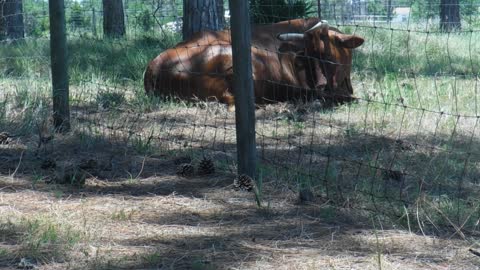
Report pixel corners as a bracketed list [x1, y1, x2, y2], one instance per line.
[277, 21, 364, 101]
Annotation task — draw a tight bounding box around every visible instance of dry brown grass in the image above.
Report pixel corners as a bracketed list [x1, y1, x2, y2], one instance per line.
[0, 172, 479, 270]
[1, 74, 480, 269]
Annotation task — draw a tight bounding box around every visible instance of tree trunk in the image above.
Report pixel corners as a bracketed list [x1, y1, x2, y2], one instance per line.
[3, 0, 24, 40]
[440, 0, 461, 32]
[182, 0, 225, 40]
[49, 0, 70, 132]
[102, 0, 125, 38]
[0, 1, 5, 40]
[386, 0, 392, 21]
[216, 0, 225, 29]
[317, 0, 321, 19]
[228, 0, 256, 181]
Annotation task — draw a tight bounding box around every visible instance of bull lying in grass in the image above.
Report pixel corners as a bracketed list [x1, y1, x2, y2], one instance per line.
[144, 18, 364, 111]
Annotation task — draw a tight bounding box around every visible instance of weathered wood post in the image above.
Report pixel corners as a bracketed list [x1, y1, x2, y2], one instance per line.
[48, 0, 70, 132]
[317, 0, 322, 20]
[92, 7, 97, 37]
[49, 0, 70, 132]
[228, 0, 256, 178]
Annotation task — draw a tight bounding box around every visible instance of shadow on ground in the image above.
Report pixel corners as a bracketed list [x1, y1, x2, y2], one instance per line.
[1, 104, 480, 269]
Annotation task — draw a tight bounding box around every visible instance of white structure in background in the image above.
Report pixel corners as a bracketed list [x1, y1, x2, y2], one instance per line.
[163, 20, 182, 32]
[163, 10, 231, 32]
[392, 7, 410, 23]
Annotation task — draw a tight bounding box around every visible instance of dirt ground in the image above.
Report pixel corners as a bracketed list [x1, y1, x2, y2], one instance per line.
[0, 98, 479, 269]
[1, 162, 479, 269]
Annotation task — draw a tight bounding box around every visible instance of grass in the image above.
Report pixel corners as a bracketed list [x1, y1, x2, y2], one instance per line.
[0, 24, 480, 269]
[19, 217, 82, 261]
[0, 215, 83, 264]
[111, 209, 136, 221]
[346, 25, 480, 77]
[0, 33, 180, 84]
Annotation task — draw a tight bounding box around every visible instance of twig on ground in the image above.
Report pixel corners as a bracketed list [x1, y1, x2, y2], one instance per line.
[10, 150, 24, 179]
[135, 155, 147, 179]
[469, 249, 480, 257]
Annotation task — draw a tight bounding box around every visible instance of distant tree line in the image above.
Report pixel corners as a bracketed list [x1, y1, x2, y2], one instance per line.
[1, 0, 478, 41]
[0, 0, 25, 40]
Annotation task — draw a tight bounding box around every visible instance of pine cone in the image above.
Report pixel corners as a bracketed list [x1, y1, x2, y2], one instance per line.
[234, 174, 255, 191]
[173, 156, 192, 165]
[197, 157, 215, 175]
[40, 158, 56, 169]
[176, 163, 195, 177]
[394, 139, 414, 151]
[55, 163, 86, 186]
[79, 159, 98, 170]
[382, 169, 404, 182]
[0, 132, 11, 145]
[299, 188, 314, 203]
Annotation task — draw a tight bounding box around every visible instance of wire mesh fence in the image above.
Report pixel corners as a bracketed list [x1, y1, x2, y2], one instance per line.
[1, 0, 480, 238]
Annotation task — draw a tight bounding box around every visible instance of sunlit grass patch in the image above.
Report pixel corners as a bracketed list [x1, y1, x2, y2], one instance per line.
[0, 216, 83, 264]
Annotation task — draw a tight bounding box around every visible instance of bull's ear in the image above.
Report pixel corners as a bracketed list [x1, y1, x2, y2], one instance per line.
[277, 33, 304, 41]
[335, 34, 364, 49]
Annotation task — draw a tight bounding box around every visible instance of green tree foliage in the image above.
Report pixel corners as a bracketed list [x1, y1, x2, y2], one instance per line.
[321, 0, 355, 21]
[23, 0, 49, 37]
[250, 0, 315, 24]
[408, 0, 480, 21]
[409, 0, 438, 20]
[136, 9, 154, 32]
[367, 0, 388, 15]
[69, 2, 87, 29]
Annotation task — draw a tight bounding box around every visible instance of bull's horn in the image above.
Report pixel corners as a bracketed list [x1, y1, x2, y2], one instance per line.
[277, 33, 304, 41]
[305, 20, 329, 33]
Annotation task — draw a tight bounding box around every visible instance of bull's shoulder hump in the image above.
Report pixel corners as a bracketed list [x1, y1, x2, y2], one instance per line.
[175, 30, 231, 48]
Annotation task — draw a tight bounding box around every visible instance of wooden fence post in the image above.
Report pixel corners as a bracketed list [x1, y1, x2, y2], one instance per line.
[228, 0, 256, 178]
[48, 0, 70, 132]
[92, 7, 97, 37]
[317, 0, 322, 20]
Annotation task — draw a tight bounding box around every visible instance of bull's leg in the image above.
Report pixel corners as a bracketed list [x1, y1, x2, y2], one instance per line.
[345, 77, 354, 95]
[314, 61, 326, 89]
[221, 91, 235, 112]
[334, 78, 356, 104]
[306, 58, 327, 91]
[343, 77, 357, 103]
[297, 69, 309, 89]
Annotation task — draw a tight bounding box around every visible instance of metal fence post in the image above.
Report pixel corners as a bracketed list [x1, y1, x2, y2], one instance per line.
[48, 0, 70, 132]
[92, 7, 97, 37]
[228, 0, 256, 178]
[317, 0, 322, 19]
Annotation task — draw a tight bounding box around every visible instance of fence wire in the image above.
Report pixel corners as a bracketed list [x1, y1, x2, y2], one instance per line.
[0, 0, 480, 237]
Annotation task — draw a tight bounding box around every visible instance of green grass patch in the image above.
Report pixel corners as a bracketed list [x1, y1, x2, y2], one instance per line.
[0, 216, 83, 263]
[1, 24, 479, 237]
[19, 217, 82, 262]
[0, 33, 180, 84]
[352, 27, 480, 76]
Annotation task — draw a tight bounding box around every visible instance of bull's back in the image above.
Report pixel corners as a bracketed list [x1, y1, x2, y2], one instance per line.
[144, 42, 234, 102]
[144, 18, 327, 104]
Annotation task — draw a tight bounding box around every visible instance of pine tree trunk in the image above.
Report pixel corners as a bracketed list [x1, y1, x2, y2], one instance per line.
[317, 0, 321, 19]
[386, 0, 392, 21]
[182, 0, 225, 40]
[216, 0, 225, 29]
[0, 1, 5, 40]
[440, 0, 461, 32]
[102, 0, 125, 38]
[3, 0, 24, 40]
